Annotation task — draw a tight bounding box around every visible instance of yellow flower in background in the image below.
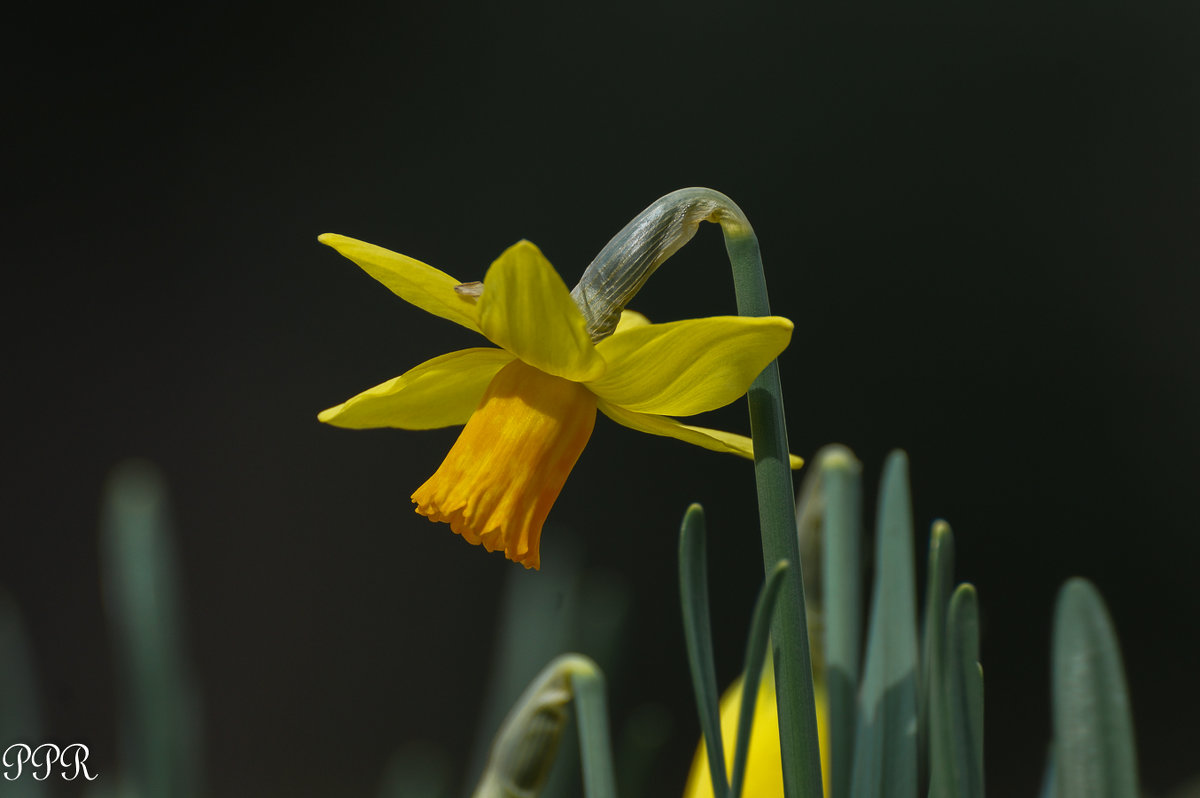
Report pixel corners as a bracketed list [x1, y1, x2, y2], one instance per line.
[318, 234, 801, 569]
[683, 659, 830, 798]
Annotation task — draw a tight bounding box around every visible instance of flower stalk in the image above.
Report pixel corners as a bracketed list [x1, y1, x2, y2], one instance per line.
[723, 220, 824, 798]
[577, 189, 823, 798]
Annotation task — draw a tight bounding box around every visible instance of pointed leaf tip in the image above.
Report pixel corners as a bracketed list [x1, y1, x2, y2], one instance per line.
[1052, 578, 1139, 798]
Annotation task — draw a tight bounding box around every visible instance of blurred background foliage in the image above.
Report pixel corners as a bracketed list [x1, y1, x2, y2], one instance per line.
[3, 1, 1198, 796]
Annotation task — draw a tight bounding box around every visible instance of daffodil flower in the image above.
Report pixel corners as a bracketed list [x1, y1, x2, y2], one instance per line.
[317, 234, 801, 569]
[683, 660, 830, 798]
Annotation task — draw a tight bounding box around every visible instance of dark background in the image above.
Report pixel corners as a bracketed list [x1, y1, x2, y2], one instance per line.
[5, 2, 1198, 796]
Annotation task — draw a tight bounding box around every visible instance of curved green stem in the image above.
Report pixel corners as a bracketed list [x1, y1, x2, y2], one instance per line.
[722, 221, 823, 798]
[574, 188, 823, 798]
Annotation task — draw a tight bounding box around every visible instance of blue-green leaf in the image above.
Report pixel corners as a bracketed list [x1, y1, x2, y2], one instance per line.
[922, 521, 956, 798]
[1039, 746, 1057, 798]
[819, 447, 863, 798]
[946, 584, 984, 798]
[101, 460, 201, 798]
[1051, 578, 1139, 798]
[850, 451, 918, 798]
[572, 664, 619, 798]
[0, 592, 45, 798]
[679, 503, 729, 798]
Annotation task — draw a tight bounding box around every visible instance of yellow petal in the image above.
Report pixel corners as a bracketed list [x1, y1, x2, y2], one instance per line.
[478, 241, 606, 382]
[682, 659, 830, 798]
[598, 401, 804, 469]
[318, 348, 516, 430]
[613, 309, 651, 334]
[683, 669, 782, 798]
[319, 233, 482, 332]
[589, 316, 793, 416]
[412, 359, 598, 569]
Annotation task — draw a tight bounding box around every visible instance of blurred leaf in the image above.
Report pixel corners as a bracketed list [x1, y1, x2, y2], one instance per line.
[469, 541, 584, 783]
[922, 521, 955, 798]
[377, 742, 452, 798]
[850, 451, 918, 798]
[1038, 746, 1058, 798]
[819, 446, 863, 798]
[945, 584, 984, 798]
[101, 460, 201, 798]
[572, 663, 618, 798]
[1051, 578, 1139, 798]
[545, 570, 633, 798]
[471, 539, 632, 798]
[0, 592, 46, 798]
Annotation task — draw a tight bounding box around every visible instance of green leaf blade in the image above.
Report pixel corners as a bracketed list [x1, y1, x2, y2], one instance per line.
[1051, 578, 1139, 798]
[820, 447, 863, 798]
[946, 584, 984, 798]
[679, 503, 729, 798]
[724, 224, 823, 798]
[572, 665, 619, 798]
[850, 451, 919, 798]
[922, 521, 956, 798]
[101, 460, 202, 798]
